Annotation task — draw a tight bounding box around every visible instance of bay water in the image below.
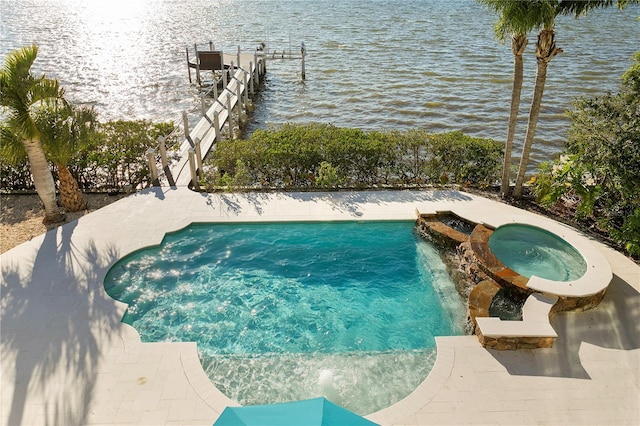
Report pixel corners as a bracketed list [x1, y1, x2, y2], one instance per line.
[1, 0, 637, 168]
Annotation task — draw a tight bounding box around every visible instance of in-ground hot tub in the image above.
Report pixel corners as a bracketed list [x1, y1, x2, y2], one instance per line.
[469, 219, 612, 311]
[488, 223, 587, 283]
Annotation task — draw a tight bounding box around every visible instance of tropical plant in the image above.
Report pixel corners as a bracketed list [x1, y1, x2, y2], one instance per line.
[0, 139, 33, 190]
[512, 4, 562, 198]
[37, 104, 98, 211]
[0, 45, 65, 223]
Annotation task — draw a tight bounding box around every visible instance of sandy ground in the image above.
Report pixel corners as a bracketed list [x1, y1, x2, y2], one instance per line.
[0, 193, 128, 254]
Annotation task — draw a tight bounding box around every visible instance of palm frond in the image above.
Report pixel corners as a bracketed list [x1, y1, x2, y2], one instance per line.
[1, 45, 65, 140]
[0, 123, 28, 164]
[38, 103, 98, 166]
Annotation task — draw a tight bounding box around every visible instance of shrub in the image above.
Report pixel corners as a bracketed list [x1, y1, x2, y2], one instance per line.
[78, 120, 176, 190]
[0, 119, 177, 192]
[316, 161, 340, 188]
[205, 124, 502, 190]
[533, 51, 640, 257]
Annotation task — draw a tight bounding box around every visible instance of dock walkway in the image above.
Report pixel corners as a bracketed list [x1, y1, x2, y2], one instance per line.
[160, 50, 266, 188]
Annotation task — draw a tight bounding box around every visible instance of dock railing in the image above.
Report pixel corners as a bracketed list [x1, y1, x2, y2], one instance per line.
[146, 45, 266, 189]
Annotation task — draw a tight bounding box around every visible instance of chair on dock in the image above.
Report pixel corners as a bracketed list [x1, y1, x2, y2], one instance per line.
[198, 51, 224, 72]
[188, 50, 228, 85]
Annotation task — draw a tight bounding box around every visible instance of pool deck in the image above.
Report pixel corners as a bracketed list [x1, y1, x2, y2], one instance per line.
[1, 188, 638, 425]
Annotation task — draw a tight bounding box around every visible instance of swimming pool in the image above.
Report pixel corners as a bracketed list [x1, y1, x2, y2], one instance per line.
[104, 221, 466, 414]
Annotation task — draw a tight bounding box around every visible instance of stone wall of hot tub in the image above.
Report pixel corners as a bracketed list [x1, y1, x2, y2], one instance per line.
[475, 327, 557, 351]
[467, 280, 501, 324]
[417, 215, 521, 337]
[551, 290, 607, 314]
[416, 213, 470, 248]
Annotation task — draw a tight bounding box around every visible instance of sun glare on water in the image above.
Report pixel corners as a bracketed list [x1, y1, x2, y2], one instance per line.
[65, 0, 154, 111]
[77, 0, 147, 25]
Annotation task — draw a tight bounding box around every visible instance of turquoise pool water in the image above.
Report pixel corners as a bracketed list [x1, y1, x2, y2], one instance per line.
[104, 221, 465, 414]
[489, 224, 587, 282]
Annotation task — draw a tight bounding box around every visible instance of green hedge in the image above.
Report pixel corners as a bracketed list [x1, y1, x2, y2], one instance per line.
[75, 120, 177, 190]
[2, 121, 502, 193]
[0, 120, 177, 191]
[203, 124, 502, 190]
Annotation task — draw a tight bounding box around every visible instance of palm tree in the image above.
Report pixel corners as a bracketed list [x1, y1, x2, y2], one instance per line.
[500, 33, 528, 197]
[512, 6, 562, 198]
[477, 0, 535, 197]
[512, 0, 638, 198]
[37, 104, 98, 212]
[0, 45, 65, 223]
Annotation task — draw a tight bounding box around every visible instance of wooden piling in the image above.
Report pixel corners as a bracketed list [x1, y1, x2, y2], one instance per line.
[158, 136, 168, 170]
[194, 43, 201, 85]
[253, 52, 259, 83]
[250, 59, 255, 95]
[200, 94, 207, 117]
[146, 148, 159, 186]
[182, 111, 190, 141]
[194, 137, 203, 173]
[213, 110, 220, 140]
[188, 148, 199, 190]
[243, 70, 249, 105]
[301, 42, 306, 80]
[186, 47, 192, 83]
[236, 78, 242, 122]
[227, 95, 233, 139]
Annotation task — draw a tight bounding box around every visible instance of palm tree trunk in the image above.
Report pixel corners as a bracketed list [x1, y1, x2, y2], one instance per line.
[23, 138, 64, 223]
[58, 164, 87, 212]
[513, 28, 562, 198]
[501, 33, 527, 198]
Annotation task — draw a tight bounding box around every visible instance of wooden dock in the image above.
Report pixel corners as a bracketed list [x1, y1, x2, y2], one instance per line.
[145, 41, 307, 189]
[148, 47, 267, 188]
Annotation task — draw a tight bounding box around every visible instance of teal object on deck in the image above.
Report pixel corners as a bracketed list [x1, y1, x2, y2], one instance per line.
[213, 397, 379, 426]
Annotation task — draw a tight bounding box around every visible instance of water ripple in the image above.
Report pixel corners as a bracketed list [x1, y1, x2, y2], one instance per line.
[2, 0, 637, 169]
